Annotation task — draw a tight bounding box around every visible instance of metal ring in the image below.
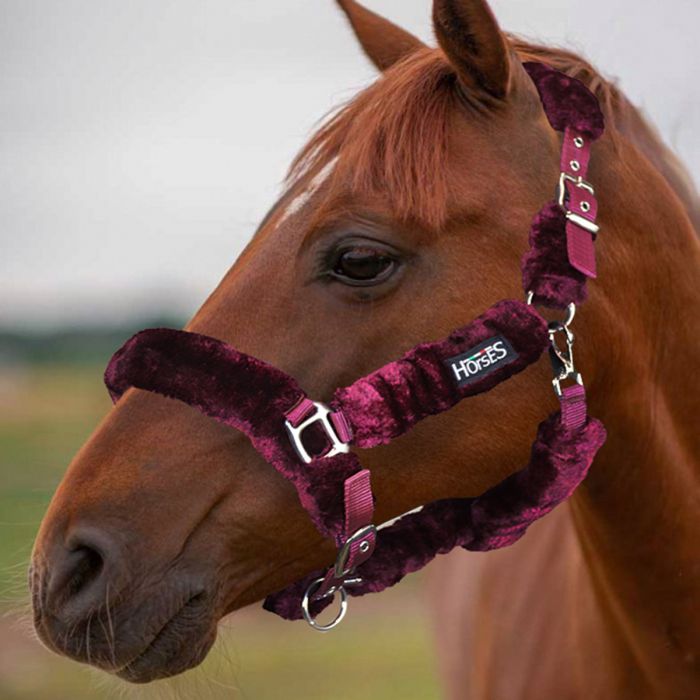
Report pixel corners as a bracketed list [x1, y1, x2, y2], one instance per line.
[545, 303, 576, 330]
[301, 577, 348, 632]
[526, 292, 576, 328]
[563, 302, 576, 327]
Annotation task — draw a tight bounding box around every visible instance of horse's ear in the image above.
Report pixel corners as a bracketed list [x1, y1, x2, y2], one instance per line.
[336, 0, 426, 72]
[433, 0, 511, 99]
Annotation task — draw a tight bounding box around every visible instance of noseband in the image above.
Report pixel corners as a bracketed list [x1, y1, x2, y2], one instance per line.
[105, 63, 607, 631]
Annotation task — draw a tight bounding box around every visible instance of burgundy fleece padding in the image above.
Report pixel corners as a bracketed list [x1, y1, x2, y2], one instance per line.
[105, 301, 547, 541]
[264, 410, 607, 620]
[105, 328, 356, 540]
[333, 300, 548, 447]
[521, 201, 589, 308]
[523, 62, 605, 139]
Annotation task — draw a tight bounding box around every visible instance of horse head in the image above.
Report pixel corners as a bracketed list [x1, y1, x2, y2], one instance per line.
[30, 0, 607, 683]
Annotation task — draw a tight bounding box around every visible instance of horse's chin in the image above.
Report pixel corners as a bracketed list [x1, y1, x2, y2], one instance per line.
[114, 595, 219, 683]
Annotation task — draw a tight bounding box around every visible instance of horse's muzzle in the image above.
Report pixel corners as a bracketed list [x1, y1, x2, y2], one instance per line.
[29, 526, 218, 682]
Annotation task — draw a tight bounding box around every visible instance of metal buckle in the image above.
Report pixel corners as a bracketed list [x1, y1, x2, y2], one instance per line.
[301, 577, 349, 632]
[285, 401, 350, 464]
[334, 524, 377, 578]
[566, 211, 600, 235]
[557, 172, 600, 235]
[557, 172, 595, 208]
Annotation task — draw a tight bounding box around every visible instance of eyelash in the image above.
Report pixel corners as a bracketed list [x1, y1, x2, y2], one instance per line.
[317, 246, 398, 287]
[317, 239, 397, 272]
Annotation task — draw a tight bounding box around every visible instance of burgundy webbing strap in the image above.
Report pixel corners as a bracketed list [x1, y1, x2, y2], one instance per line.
[344, 470, 374, 534]
[560, 383, 588, 430]
[312, 470, 376, 601]
[560, 126, 599, 277]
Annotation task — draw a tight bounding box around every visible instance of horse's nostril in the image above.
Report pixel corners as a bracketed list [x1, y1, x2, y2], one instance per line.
[43, 529, 114, 619]
[64, 545, 104, 600]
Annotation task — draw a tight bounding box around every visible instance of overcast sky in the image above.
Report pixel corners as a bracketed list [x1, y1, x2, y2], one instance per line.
[1, 0, 698, 328]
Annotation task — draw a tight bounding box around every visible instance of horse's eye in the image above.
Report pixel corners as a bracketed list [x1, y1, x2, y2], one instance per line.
[331, 247, 397, 285]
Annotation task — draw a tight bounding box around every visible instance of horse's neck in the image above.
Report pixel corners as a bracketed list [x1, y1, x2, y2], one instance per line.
[616, 94, 700, 235]
[571, 120, 700, 694]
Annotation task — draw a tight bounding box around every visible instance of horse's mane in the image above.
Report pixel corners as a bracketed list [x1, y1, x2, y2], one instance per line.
[287, 38, 698, 233]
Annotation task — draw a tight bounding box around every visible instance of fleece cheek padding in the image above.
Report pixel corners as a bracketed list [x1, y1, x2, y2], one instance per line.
[333, 300, 548, 447]
[521, 201, 590, 308]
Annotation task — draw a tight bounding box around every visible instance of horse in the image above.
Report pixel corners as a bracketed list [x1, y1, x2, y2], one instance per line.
[29, 0, 700, 697]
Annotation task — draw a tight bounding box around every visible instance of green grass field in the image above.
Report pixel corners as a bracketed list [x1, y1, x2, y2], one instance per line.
[0, 364, 442, 699]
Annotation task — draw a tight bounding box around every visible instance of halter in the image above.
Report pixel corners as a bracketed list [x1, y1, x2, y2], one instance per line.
[105, 63, 607, 631]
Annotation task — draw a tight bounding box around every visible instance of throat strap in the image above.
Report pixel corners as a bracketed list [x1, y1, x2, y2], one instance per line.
[265, 405, 606, 621]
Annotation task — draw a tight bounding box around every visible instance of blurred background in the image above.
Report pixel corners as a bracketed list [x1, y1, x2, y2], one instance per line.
[1, 1, 697, 698]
